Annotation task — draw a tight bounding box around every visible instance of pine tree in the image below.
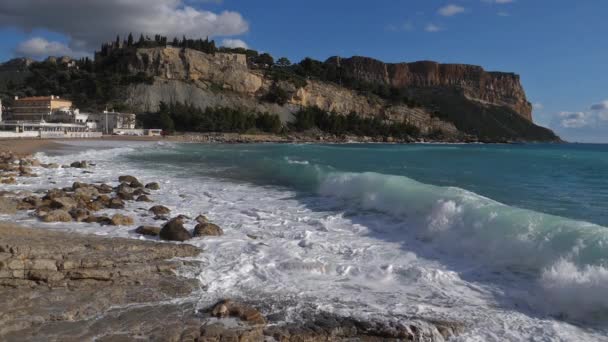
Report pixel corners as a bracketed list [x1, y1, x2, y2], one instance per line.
[127, 33, 134, 46]
[138, 34, 145, 46]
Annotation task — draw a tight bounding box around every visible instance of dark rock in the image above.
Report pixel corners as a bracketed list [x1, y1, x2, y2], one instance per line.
[130, 180, 144, 188]
[50, 197, 77, 211]
[195, 215, 208, 224]
[145, 182, 160, 190]
[42, 210, 72, 222]
[110, 214, 134, 226]
[109, 198, 125, 209]
[69, 208, 90, 222]
[118, 175, 139, 184]
[135, 226, 161, 236]
[0, 197, 18, 214]
[70, 161, 88, 168]
[193, 223, 223, 237]
[149, 205, 171, 216]
[159, 218, 192, 242]
[136, 195, 152, 202]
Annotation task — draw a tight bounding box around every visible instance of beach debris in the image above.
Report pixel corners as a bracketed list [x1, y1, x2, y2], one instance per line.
[193, 222, 223, 237]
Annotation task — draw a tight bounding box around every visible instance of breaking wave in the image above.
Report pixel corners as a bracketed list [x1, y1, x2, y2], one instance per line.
[316, 171, 608, 322]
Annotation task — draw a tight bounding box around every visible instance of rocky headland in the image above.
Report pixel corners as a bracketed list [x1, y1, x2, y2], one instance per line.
[1, 41, 560, 143]
[0, 149, 465, 341]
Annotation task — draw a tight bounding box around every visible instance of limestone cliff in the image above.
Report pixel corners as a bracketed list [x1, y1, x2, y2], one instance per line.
[118, 47, 555, 141]
[326, 56, 533, 121]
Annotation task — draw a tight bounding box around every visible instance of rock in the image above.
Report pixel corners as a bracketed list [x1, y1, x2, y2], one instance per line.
[193, 223, 223, 237]
[95, 184, 114, 194]
[159, 218, 191, 242]
[195, 215, 208, 224]
[50, 197, 77, 211]
[69, 208, 90, 222]
[0, 198, 18, 214]
[130, 180, 144, 188]
[210, 299, 266, 325]
[70, 161, 88, 168]
[109, 198, 125, 209]
[0, 177, 16, 185]
[44, 163, 60, 169]
[145, 182, 160, 190]
[84, 215, 112, 225]
[117, 191, 135, 201]
[118, 175, 139, 184]
[74, 187, 99, 201]
[135, 226, 161, 236]
[42, 210, 72, 222]
[149, 205, 171, 216]
[43, 189, 68, 200]
[110, 214, 135, 226]
[136, 195, 152, 202]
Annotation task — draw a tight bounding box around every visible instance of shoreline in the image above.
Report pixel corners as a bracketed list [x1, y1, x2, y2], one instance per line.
[0, 140, 463, 341]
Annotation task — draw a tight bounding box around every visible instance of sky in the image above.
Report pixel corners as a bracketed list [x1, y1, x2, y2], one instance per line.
[0, 0, 607, 142]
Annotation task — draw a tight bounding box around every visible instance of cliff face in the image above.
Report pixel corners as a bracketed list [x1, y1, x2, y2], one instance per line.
[126, 47, 459, 136]
[326, 56, 533, 120]
[120, 47, 556, 141]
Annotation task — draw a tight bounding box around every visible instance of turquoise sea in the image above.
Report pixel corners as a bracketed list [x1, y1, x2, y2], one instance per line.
[35, 141, 608, 340]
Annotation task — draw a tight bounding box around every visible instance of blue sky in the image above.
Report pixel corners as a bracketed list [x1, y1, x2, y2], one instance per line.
[1, 0, 607, 142]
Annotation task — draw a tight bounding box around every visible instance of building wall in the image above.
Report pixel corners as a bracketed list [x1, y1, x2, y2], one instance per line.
[10, 96, 73, 121]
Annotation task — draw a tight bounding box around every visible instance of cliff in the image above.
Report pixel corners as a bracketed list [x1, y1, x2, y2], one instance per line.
[326, 56, 533, 120]
[2, 46, 559, 142]
[124, 47, 460, 137]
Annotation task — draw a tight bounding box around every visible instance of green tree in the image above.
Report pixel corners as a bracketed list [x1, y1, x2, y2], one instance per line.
[276, 57, 291, 67]
[127, 33, 134, 46]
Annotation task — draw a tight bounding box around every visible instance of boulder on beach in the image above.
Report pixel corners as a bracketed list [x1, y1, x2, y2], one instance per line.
[210, 299, 266, 325]
[0, 177, 16, 184]
[118, 175, 139, 184]
[145, 182, 160, 190]
[110, 214, 134, 226]
[50, 197, 77, 211]
[135, 225, 161, 236]
[193, 222, 224, 237]
[149, 205, 171, 216]
[109, 198, 125, 209]
[70, 161, 88, 168]
[195, 215, 209, 224]
[159, 218, 191, 241]
[130, 180, 144, 189]
[69, 208, 90, 222]
[42, 210, 72, 222]
[136, 195, 152, 202]
[95, 184, 114, 194]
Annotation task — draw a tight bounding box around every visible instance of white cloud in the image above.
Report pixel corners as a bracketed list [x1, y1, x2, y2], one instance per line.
[590, 100, 608, 111]
[558, 111, 588, 128]
[0, 0, 249, 53]
[483, 0, 515, 4]
[438, 5, 466, 17]
[220, 38, 248, 49]
[533, 102, 544, 110]
[497, 11, 510, 17]
[425, 23, 442, 32]
[15, 37, 89, 58]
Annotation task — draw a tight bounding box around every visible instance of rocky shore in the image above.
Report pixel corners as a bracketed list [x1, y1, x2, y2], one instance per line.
[0, 149, 465, 341]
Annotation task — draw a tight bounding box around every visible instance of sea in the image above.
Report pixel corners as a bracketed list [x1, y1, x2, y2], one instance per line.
[8, 141, 608, 341]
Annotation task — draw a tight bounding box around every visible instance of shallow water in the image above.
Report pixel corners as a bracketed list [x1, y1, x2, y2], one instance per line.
[6, 140, 608, 341]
